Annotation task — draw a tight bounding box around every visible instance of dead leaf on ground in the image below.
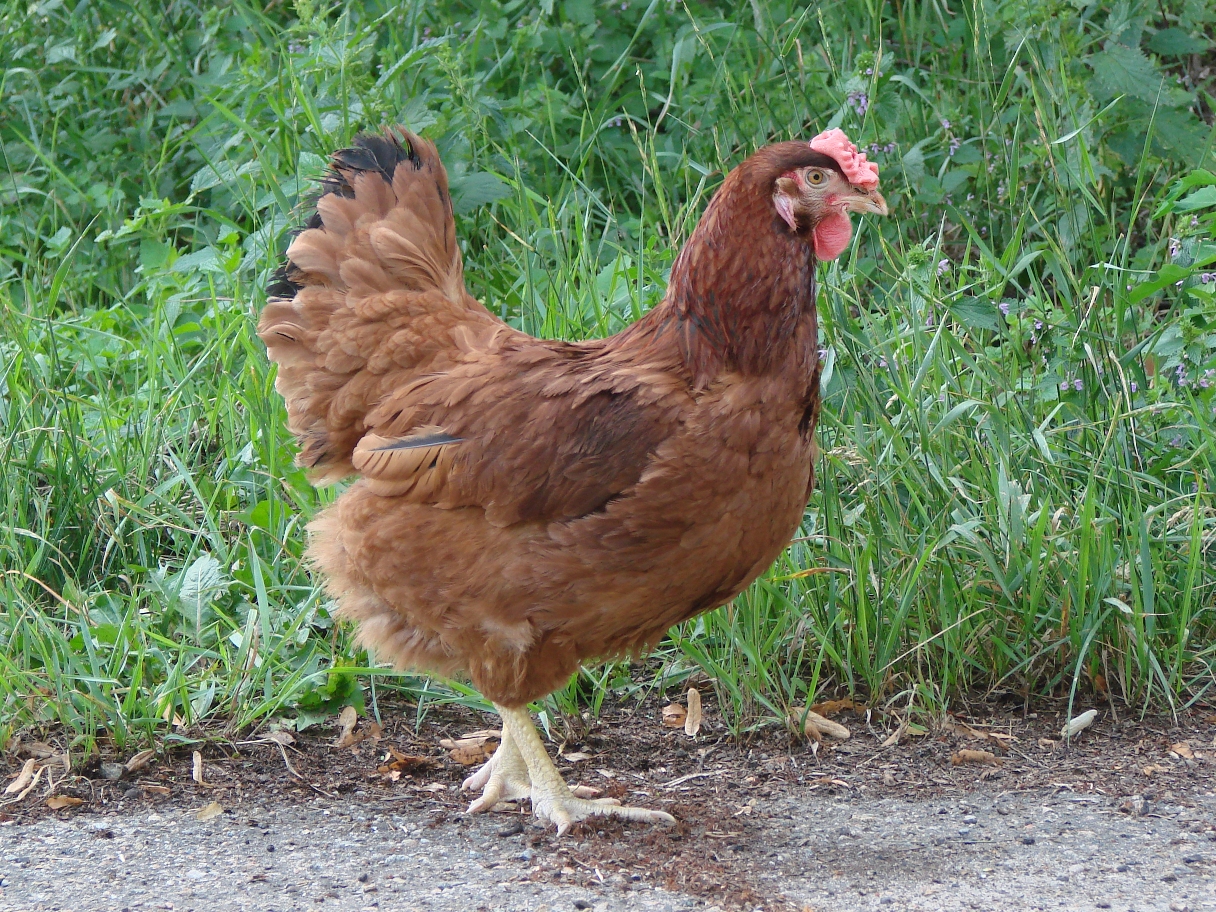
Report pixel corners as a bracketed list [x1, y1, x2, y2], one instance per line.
[5, 758, 39, 795]
[951, 749, 1001, 766]
[440, 731, 499, 766]
[944, 717, 1015, 745]
[1142, 763, 1169, 776]
[192, 751, 212, 787]
[438, 732, 500, 750]
[413, 782, 446, 792]
[17, 741, 56, 759]
[194, 801, 224, 821]
[377, 747, 429, 775]
[685, 688, 703, 737]
[447, 745, 494, 766]
[263, 730, 295, 746]
[333, 705, 359, 748]
[881, 721, 907, 748]
[807, 776, 851, 789]
[662, 703, 687, 728]
[125, 749, 156, 773]
[1170, 741, 1194, 760]
[46, 796, 83, 810]
[1061, 709, 1097, 739]
[789, 707, 850, 741]
[809, 698, 859, 717]
[561, 751, 594, 763]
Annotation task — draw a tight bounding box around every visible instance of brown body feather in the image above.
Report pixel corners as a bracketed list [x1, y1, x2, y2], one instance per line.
[259, 130, 828, 706]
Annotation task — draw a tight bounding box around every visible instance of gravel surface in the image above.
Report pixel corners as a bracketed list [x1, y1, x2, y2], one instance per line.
[3, 788, 1213, 912]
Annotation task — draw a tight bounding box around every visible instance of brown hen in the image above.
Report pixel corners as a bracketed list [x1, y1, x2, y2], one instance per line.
[258, 127, 886, 833]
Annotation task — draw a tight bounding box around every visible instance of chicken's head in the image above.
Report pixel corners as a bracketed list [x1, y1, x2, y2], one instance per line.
[772, 128, 888, 261]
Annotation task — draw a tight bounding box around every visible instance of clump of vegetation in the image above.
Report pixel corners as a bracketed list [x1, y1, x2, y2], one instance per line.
[1, 0, 1213, 746]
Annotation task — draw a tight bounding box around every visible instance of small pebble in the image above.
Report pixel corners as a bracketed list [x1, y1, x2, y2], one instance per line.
[963, 815, 977, 825]
[99, 762, 125, 781]
[1021, 836, 1036, 845]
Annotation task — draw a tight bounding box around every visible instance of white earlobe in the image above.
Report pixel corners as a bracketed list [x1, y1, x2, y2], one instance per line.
[774, 189, 798, 231]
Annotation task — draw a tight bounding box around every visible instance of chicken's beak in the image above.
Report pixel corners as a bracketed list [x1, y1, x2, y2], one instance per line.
[844, 187, 889, 217]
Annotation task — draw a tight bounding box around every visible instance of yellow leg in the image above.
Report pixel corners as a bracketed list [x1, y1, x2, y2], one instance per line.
[462, 725, 532, 813]
[496, 703, 676, 836]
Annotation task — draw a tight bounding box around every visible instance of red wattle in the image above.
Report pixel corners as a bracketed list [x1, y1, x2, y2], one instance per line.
[813, 211, 852, 261]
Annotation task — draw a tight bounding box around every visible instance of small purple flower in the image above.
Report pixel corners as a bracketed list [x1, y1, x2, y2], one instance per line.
[1169, 238, 1181, 258]
[423, 26, 431, 36]
[885, 142, 896, 153]
[1034, 320, 1043, 330]
[1073, 378, 1083, 391]
[1191, 215, 1200, 228]
[948, 137, 961, 157]
[847, 91, 869, 117]
[1171, 435, 1183, 447]
[998, 301, 1010, 316]
[936, 258, 950, 276]
[817, 347, 828, 362]
[879, 359, 888, 368]
[1200, 273, 1215, 284]
[1130, 381, 1138, 393]
[925, 312, 935, 327]
[940, 118, 951, 130]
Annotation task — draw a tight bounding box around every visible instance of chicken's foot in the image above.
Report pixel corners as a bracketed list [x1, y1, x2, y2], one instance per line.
[462, 726, 532, 813]
[496, 703, 676, 836]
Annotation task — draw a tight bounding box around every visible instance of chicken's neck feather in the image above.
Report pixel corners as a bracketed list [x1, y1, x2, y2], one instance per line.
[625, 169, 820, 390]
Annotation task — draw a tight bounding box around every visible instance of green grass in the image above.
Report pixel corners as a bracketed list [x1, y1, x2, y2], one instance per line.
[2, 0, 1214, 751]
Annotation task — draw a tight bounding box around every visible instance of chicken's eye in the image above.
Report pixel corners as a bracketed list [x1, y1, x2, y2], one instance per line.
[805, 169, 826, 185]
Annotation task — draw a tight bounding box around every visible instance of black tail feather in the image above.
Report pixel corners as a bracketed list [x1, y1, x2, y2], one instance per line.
[266, 130, 417, 301]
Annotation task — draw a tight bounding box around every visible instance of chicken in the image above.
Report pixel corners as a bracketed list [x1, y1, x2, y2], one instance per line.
[258, 127, 886, 834]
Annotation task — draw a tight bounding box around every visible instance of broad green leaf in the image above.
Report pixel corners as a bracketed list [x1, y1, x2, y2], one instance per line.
[1146, 28, 1211, 57]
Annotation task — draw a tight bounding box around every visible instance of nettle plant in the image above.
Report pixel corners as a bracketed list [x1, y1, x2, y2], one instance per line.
[1136, 172, 1216, 397]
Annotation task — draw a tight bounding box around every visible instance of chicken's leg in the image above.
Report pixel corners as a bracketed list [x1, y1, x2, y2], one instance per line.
[496, 703, 676, 836]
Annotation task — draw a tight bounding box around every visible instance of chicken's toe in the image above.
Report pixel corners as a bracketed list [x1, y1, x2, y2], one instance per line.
[531, 791, 676, 837]
[462, 729, 531, 814]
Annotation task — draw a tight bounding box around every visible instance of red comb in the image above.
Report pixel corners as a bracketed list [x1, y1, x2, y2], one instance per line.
[809, 129, 880, 189]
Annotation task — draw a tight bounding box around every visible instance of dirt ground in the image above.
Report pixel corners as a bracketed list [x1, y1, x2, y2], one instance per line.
[2, 694, 1215, 911]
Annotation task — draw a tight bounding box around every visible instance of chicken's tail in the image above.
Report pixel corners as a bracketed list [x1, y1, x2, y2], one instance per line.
[258, 129, 497, 483]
